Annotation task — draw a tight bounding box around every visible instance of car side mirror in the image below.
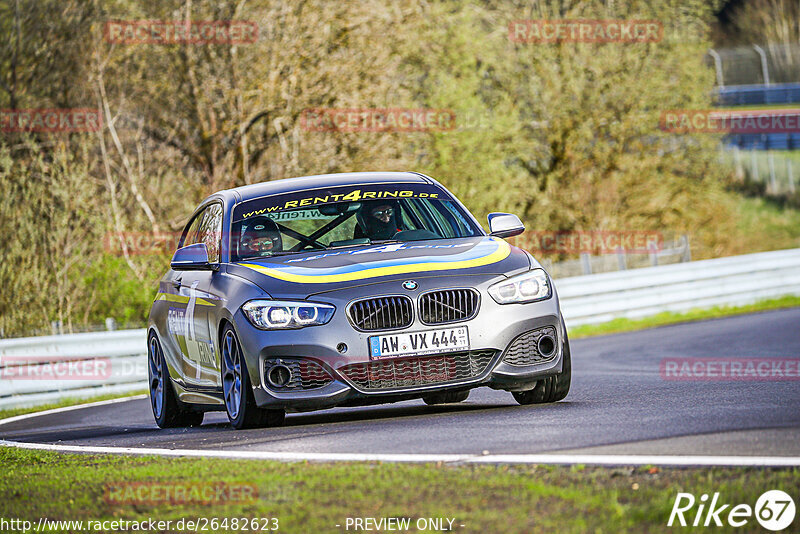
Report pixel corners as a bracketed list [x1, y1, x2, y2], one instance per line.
[171, 243, 215, 271]
[488, 213, 525, 238]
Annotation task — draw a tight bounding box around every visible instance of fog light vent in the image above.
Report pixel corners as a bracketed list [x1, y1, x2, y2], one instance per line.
[263, 359, 334, 390]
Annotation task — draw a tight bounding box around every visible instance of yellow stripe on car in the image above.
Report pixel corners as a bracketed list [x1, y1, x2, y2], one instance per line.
[238, 239, 512, 283]
[154, 293, 215, 306]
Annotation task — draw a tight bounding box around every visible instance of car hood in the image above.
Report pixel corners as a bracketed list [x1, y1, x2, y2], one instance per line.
[226, 236, 531, 299]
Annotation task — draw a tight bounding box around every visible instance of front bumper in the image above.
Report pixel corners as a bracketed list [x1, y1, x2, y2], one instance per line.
[233, 274, 566, 412]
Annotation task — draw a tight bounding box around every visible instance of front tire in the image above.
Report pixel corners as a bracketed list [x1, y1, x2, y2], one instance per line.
[148, 333, 204, 428]
[513, 331, 571, 405]
[221, 324, 285, 429]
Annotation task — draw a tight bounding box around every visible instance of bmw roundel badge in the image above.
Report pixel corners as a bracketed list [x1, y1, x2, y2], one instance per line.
[402, 280, 418, 290]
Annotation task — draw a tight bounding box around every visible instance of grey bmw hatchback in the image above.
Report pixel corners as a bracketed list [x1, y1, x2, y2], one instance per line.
[147, 171, 570, 429]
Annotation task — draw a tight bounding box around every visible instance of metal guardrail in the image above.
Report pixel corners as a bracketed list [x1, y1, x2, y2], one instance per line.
[2, 248, 800, 409]
[540, 235, 691, 278]
[0, 330, 147, 410]
[558, 248, 800, 326]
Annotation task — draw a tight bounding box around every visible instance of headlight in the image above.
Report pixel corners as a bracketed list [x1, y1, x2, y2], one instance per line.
[488, 269, 551, 304]
[242, 300, 335, 329]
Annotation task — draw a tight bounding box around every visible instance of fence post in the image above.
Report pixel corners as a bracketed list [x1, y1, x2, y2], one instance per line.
[751, 150, 760, 182]
[616, 247, 627, 271]
[768, 152, 778, 194]
[753, 45, 771, 85]
[580, 253, 592, 275]
[105, 318, 117, 331]
[708, 49, 724, 87]
[734, 146, 743, 179]
[789, 159, 796, 194]
[682, 234, 692, 262]
[649, 242, 659, 267]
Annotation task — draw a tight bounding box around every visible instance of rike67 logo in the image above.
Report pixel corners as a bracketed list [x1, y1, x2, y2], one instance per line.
[669, 490, 795, 531]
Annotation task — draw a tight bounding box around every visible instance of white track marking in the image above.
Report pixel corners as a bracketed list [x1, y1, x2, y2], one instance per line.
[0, 394, 147, 427]
[1, 438, 798, 466]
[1, 397, 799, 466]
[0, 440, 474, 464]
[465, 454, 800, 467]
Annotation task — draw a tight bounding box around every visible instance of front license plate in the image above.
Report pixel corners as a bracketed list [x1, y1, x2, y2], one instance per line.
[369, 327, 469, 360]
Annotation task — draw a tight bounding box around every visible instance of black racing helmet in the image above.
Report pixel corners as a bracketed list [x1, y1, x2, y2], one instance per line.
[237, 216, 282, 257]
[355, 200, 402, 241]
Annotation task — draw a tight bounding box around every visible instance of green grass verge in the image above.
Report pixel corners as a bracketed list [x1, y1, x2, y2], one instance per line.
[568, 296, 800, 339]
[731, 196, 800, 254]
[0, 447, 796, 533]
[0, 390, 147, 421]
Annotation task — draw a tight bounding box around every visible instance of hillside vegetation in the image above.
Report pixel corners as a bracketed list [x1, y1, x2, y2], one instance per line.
[1, 0, 798, 337]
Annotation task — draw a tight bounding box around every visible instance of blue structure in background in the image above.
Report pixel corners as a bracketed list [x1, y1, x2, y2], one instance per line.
[716, 83, 800, 106]
[716, 83, 800, 150]
[727, 133, 800, 150]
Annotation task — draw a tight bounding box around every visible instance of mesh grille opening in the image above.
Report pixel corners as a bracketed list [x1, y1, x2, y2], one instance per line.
[348, 296, 414, 331]
[338, 350, 496, 391]
[419, 289, 480, 325]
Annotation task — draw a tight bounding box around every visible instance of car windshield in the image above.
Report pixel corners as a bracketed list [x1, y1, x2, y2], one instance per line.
[229, 183, 482, 261]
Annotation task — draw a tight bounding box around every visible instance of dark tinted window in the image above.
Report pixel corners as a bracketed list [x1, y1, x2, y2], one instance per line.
[230, 185, 482, 261]
[180, 203, 223, 263]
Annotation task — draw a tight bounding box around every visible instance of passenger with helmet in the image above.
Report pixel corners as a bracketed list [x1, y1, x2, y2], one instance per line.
[236, 216, 282, 258]
[355, 201, 402, 241]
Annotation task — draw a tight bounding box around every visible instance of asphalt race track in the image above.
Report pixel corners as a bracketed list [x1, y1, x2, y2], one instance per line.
[2, 309, 800, 460]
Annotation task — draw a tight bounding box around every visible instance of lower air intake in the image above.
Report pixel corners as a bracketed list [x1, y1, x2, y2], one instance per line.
[338, 350, 496, 391]
[502, 327, 558, 366]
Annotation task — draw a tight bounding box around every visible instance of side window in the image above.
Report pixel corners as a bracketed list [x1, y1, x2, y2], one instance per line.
[180, 203, 223, 263]
[198, 204, 223, 263]
[181, 212, 205, 248]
